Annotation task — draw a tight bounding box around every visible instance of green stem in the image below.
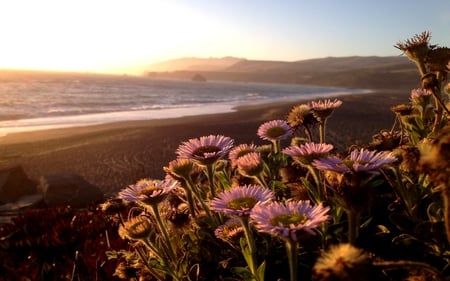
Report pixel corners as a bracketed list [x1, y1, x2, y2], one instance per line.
[184, 188, 197, 218]
[206, 164, 216, 199]
[414, 60, 427, 77]
[136, 245, 167, 280]
[151, 204, 177, 262]
[184, 176, 213, 220]
[306, 165, 323, 203]
[143, 237, 169, 266]
[431, 72, 449, 135]
[272, 140, 281, 155]
[285, 239, 298, 281]
[319, 119, 326, 143]
[254, 173, 270, 190]
[241, 217, 259, 279]
[347, 210, 360, 245]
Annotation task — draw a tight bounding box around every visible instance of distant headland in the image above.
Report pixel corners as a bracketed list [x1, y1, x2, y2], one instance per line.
[144, 56, 419, 89]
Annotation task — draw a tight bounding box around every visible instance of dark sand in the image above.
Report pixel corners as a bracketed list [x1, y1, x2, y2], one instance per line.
[0, 88, 409, 197]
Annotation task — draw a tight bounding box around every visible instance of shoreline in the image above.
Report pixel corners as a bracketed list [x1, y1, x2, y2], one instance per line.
[0, 85, 371, 138]
[0, 88, 409, 196]
[0, 88, 374, 142]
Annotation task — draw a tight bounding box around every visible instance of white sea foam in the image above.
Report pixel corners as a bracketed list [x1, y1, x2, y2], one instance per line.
[0, 72, 372, 137]
[0, 103, 236, 137]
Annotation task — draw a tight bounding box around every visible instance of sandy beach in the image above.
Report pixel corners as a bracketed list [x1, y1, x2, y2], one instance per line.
[0, 88, 409, 197]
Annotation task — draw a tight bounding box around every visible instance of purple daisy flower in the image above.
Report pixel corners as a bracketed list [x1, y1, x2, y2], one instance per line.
[283, 142, 334, 165]
[313, 148, 397, 174]
[250, 200, 330, 241]
[118, 178, 178, 205]
[310, 99, 343, 111]
[410, 88, 433, 107]
[309, 99, 343, 121]
[229, 143, 258, 167]
[411, 88, 432, 100]
[176, 135, 234, 166]
[210, 184, 274, 217]
[257, 120, 293, 142]
[236, 152, 264, 177]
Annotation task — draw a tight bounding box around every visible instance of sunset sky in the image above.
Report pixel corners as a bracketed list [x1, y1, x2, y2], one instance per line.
[0, 0, 449, 74]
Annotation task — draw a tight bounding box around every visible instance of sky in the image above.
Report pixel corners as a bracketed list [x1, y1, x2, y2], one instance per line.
[0, 0, 448, 75]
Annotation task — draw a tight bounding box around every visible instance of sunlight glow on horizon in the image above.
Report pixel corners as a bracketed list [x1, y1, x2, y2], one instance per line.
[0, 0, 227, 74]
[0, 0, 449, 75]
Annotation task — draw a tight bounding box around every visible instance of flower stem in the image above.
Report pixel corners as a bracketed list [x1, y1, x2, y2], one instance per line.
[206, 164, 216, 199]
[414, 60, 427, 77]
[151, 204, 177, 262]
[285, 239, 298, 281]
[347, 210, 360, 245]
[254, 173, 270, 190]
[272, 140, 281, 155]
[306, 165, 323, 203]
[319, 119, 327, 143]
[240, 217, 259, 280]
[184, 176, 213, 220]
[184, 188, 197, 218]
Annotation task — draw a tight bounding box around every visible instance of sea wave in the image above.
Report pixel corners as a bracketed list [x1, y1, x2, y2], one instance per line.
[0, 103, 236, 137]
[0, 73, 371, 136]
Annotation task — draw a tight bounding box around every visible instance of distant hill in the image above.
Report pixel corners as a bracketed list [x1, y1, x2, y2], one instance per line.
[145, 56, 420, 89]
[146, 57, 242, 72]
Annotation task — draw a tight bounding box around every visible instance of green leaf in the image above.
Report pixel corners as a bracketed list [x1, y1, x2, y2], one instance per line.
[256, 261, 266, 281]
[231, 267, 254, 280]
[240, 238, 254, 270]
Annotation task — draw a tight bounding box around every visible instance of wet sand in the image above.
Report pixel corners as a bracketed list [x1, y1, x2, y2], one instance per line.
[0, 88, 409, 197]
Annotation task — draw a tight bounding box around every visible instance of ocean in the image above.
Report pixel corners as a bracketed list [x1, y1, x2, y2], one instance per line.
[0, 71, 370, 136]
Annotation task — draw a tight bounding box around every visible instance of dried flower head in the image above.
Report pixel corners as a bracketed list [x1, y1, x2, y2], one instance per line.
[176, 135, 234, 166]
[215, 218, 245, 241]
[164, 158, 200, 181]
[395, 31, 431, 63]
[312, 243, 373, 281]
[257, 119, 293, 142]
[286, 103, 316, 129]
[101, 198, 128, 215]
[418, 125, 450, 185]
[118, 178, 178, 206]
[368, 130, 408, 151]
[250, 200, 330, 241]
[283, 142, 334, 166]
[425, 47, 450, 73]
[390, 104, 415, 116]
[118, 215, 153, 240]
[394, 145, 421, 173]
[210, 184, 274, 217]
[229, 143, 258, 167]
[309, 99, 343, 121]
[445, 82, 450, 95]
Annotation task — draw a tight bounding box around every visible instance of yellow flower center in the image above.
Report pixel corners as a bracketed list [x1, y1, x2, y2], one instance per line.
[138, 185, 160, 196]
[227, 197, 258, 210]
[266, 126, 286, 138]
[193, 145, 221, 156]
[271, 213, 308, 227]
